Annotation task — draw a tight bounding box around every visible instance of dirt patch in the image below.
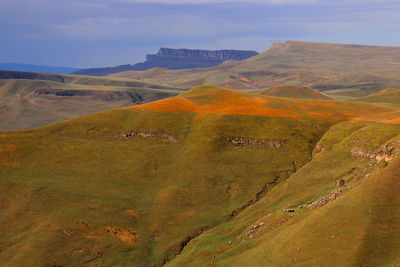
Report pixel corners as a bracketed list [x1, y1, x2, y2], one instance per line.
[124, 209, 140, 220]
[105, 226, 138, 246]
[7, 144, 17, 154]
[0, 144, 20, 167]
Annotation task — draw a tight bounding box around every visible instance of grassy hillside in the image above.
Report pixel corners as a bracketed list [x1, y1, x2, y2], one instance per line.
[258, 86, 331, 100]
[0, 78, 181, 130]
[112, 41, 400, 91]
[0, 70, 180, 90]
[1, 86, 400, 266]
[354, 88, 400, 104]
[168, 122, 400, 266]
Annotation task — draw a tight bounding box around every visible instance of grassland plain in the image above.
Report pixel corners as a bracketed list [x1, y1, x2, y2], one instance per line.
[1, 86, 400, 266]
[0, 77, 181, 130]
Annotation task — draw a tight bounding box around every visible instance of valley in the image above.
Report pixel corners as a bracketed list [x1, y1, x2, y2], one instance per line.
[1, 85, 400, 266]
[2, 41, 400, 266]
[0, 73, 182, 130]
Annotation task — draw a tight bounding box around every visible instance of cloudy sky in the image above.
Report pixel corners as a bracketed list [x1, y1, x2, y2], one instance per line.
[1, 0, 400, 68]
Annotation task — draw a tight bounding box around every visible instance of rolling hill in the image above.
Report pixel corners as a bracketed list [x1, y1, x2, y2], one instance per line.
[1, 85, 400, 266]
[354, 88, 400, 104]
[258, 85, 332, 100]
[0, 71, 183, 130]
[112, 41, 400, 92]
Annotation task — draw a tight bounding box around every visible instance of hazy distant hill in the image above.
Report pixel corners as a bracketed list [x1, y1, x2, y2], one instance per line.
[0, 70, 181, 130]
[113, 41, 400, 92]
[74, 48, 259, 76]
[0, 63, 78, 74]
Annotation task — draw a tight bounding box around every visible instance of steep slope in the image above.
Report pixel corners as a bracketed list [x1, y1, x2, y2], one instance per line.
[258, 85, 332, 100]
[1, 86, 400, 266]
[168, 122, 400, 266]
[115, 41, 400, 91]
[0, 78, 180, 130]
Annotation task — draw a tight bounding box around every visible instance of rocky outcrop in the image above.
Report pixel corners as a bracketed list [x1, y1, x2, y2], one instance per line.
[307, 189, 346, 209]
[245, 222, 265, 238]
[108, 132, 177, 142]
[152, 48, 258, 61]
[74, 48, 258, 76]
[350, 146, 398, 162]
[34, 89, 144, 103]
[225, 137, 286, 149]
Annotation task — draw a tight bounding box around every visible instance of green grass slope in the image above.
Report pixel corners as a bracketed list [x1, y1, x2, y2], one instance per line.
[1, 86, 400, 266]
[355, 88, 400, 104]
[258, 85, 332, 100]
[167, 122, 400, 267]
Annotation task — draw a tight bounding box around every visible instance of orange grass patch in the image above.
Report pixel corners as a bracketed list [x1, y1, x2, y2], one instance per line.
[127, 86, 400, 123]
[7, 144, 17, 154]
[124, 209, 140, 219]
[0, 144, 20, 167]
[130, 97, 200, 112]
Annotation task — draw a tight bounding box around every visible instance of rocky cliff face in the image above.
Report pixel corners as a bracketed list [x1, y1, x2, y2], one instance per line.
[151, 48, 258, 61]
[74, 48, 258, 76]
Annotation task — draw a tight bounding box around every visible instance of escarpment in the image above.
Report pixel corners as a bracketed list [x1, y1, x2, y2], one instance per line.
[225, 137, 287, 148]
[74, 48, 259, 76]
[34, 89, 144, 103]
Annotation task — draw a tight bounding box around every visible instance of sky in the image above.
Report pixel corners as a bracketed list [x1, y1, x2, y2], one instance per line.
[1, 0, 400, 68]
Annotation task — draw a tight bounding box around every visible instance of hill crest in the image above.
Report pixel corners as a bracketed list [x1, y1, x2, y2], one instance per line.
[258, 85, 332, 100]
[128, 85, 400, 123]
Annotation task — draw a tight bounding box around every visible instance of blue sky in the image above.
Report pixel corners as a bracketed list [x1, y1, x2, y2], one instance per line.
[1, 0, 400, 68]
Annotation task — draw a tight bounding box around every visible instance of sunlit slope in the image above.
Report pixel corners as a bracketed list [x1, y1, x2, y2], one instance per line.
[167, 122, 400, 266]
[129, 85, 400, 123]
[0, 96, 333, 265]
[1, 85, 400, 266]
[258, 85, 331, 100]
[0, 78, 180, 130]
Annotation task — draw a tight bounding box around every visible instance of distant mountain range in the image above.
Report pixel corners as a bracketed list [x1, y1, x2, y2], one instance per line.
[74, 48, 259, 76]
[0, 63, 78, 74]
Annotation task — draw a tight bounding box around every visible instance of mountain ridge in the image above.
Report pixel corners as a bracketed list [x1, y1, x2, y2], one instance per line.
[74, 48, 258, 76]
